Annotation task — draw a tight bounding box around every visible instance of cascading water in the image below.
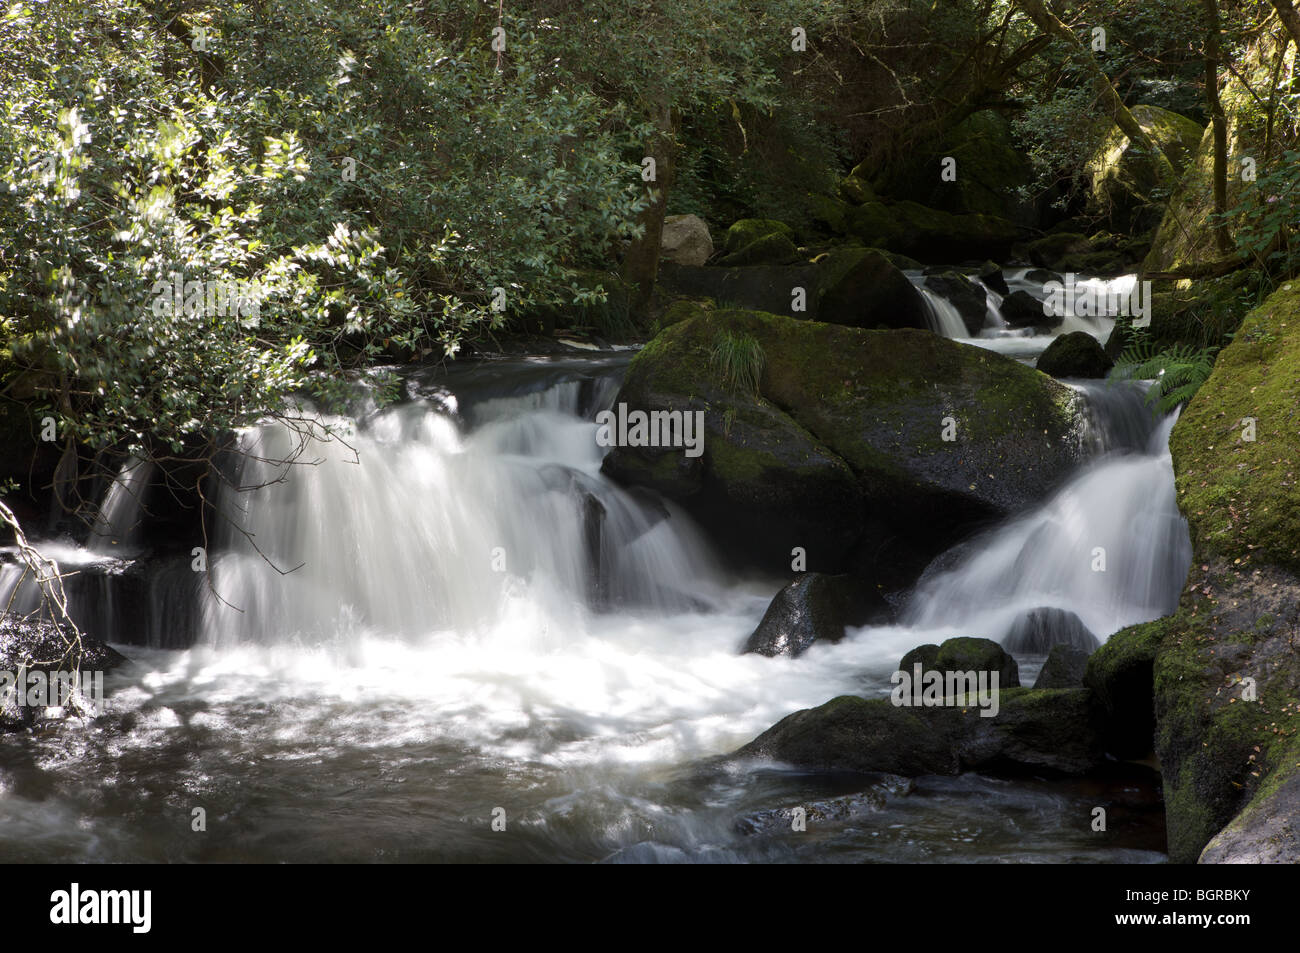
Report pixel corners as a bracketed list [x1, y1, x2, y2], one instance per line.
[902, 382, 1191, 648]
[0, 316, 1180, 863]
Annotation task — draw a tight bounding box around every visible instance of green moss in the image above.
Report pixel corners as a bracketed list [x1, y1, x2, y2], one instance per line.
[717, 230, 799, 267]
[1170, 283, 1300, 573]
[722, 219, 793, 256]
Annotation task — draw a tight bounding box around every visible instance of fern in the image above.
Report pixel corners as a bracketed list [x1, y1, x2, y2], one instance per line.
[710, 331, 766, 396]
[1113, 338, 1218, 415]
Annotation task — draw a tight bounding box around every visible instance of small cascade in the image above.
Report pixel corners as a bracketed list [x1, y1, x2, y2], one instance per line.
[915, 287, 971, 338]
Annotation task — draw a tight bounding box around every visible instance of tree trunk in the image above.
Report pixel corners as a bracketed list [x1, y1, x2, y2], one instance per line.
[1016, 0, 1179, 186]
[1271, 0, 1300, 47]
[1203, 0, 1232, 254]
[621, 101, 677, 323]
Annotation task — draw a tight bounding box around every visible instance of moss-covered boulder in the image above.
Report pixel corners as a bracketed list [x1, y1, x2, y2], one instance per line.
[1036, 331, 1114, 379]
[656, 247, 930, 332]
[735, 687, 1105, 776]
[721, 219, 793, 256]
[1085, 104, 1203, 231]
[1144, 33, 1286, 272]
[601, 308, 1085, 579]
[932, 637, 1020, 688]
[816, 247, 929, 331]
[1033, 645, 1091, 690]
[838, 175, 876, 205]
[845, 200, 1022, 262]
[1084, 615, 1168, 760]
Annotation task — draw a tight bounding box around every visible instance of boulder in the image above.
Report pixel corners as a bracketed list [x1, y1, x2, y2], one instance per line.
[817, 247, 929, 331]
[977, 262, 1009, 296]
[742, 572, 889, 658]
[1, 614, 128, 731]
[1035, 332, 1115, 379]
[1086, 104, 1204, 231]
[1000, 290, 1048, 328]
[660, 214, 714, 266]
[845, 200, 1022, 262]
[736, 687, 1104, 776]
[1004, 606, 1101, 654]
[601, 308, 1084, 579]
[717, 231, 799, 267]
[722, 219, 794, 256]
[923, 271, 986, 336]
[1033, 644, 1092, 690]
[932, 636, 1020, 688]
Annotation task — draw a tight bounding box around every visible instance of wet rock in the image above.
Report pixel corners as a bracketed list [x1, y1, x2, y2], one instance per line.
[1000, 289, 1048, 328]
[1033, 644, 1092, 689]
[1004, 606, 1101, 654]
[923, 271, 986, 336]
[1, 614, 128, 732]
[1036, 331, 1115, 379]
[743, 573, 891, 658]
[977, 262, 1009, 296]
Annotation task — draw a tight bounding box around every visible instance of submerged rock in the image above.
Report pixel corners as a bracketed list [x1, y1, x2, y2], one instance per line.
[1036, 331, 1115, 380]
[1004, 606, 1101, 654]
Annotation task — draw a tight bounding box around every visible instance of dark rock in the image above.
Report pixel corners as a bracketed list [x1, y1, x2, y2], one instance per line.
[816, 248, 929, 331]
[1024, 268, 1063, 285]
[1000, 289, 1048, 328]
[1005, 606, 1101, 654]
[744, 572, 893, 658]
[1037, 333, 1114, 380]
[898, 643, 940, 674]
[977, 262, 1009, 296]
[932, 636, 1020, 688]
[736, 687, 1104, 776]
[1, 614, 128, 731]
[1084, 618, 1163, 759]
[1033, 644, 1092, 689]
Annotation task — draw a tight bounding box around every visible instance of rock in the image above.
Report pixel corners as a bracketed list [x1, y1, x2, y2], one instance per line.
[718, 231, 799, 267]
[898, 643, 940, 674]
[1005, 606, 1101, 654]
[1199, 746, 1300, 863]
[660, 214, 714, 266]
[743, 574, 844, 658]
[722, 219, 793, 256]
[736, 687, 1104, 776]
[846, 200, 1022, 262]
[1086, 104, 1204, 232]
[1000, 290, 1048, 328]
[923, 271, 986, 336]
[1033, 645, 1092, 689]
[932, 636, 1020, 688]
[816, 247, 929, 331]
[1, 614, 129, 731]
[1083, 616, 1164, 761]
[1020, 233, 1092, 271]
[1035, 332, 1115, 379]
[1024, 268, 1063, 285]
[657, 247, 930, 332]
[977, 262, 1009, 296]
[601, 308, 1084, 579]
[838, 175, 876, 205]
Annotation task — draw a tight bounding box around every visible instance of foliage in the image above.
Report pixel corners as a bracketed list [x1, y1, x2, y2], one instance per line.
[1114, 337, 1219, 413]
[710, 330, 766, 396]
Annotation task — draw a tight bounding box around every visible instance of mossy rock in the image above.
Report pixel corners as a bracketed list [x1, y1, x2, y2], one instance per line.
[842, 200, 1021, 262]
[1086, 104, 1204, 231]
[722, 219, 794, 256]
[717, 231, 800, 267]
[1036, 331, 1114, 379]
[838, 175, 876, 205]
[1170, 283, 1300, 573]
[603, 308, 1083, 577]
[1033, 645, 1091, 690]
[735, 686, 1104, 776]
[1084, 614, 1171, 759]
[932, 636, 1020, 688]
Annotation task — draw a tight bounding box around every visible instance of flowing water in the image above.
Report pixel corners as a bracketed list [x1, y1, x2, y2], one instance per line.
[0, 283, 1183, 864]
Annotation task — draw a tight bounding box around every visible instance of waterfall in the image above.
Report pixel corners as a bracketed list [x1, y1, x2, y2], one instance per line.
[86, 457, 154, 553]
[901, 393, 1190, 646]
[200, 372, 726, 646]
[916, 287, 971, 338]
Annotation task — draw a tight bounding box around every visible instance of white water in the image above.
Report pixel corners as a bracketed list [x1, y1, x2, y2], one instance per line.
[0, 346, 1182, 862]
